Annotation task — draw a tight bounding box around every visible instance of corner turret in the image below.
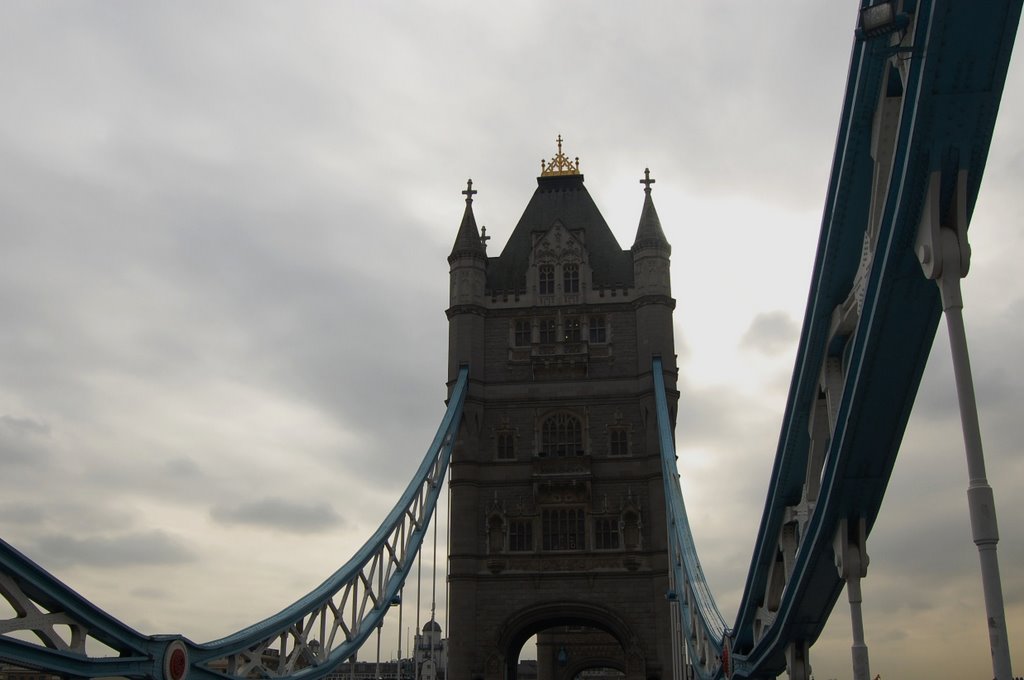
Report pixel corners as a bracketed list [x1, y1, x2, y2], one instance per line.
[447, 179, 488, 382]
[449, 179, 487, 262]
[630, 169, 676, 372]
[631, 168, 672, 295]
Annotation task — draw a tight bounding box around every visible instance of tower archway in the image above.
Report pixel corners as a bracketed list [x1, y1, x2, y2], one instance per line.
[495, 602, 644, 680]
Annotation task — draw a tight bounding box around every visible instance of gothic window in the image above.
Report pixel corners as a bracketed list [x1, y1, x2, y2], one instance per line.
[563, 316, 581, 342]
[542, 508, 585, 551]
[496, 430, 515, 460]
[539, 318, 556, 344]
[539, 265, 555, 295]
[563, 263, 580, 293]
[589, 316, 607, 344]
[508, 519, 533, 552]
[540, 413, 583, 457]
[513, 320, 532, 347]
[609, 428, 629, 456]
[594, 517, 620, 550]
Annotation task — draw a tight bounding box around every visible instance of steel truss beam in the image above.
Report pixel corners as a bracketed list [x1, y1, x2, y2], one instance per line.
[656, 1, 1020, 678]
[728, 1, 1020, 677]
[0, 367, 469, 680]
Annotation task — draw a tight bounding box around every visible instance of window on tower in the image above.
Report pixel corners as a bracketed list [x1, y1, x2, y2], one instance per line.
[508, 519, 533, 552]
[540, 413, 583, 457]
[564, 316, 581, 342]
[539, 318, 556, 344]
[589, 315, 607, 344]
[609, 428, 629, 456]
[563, 263, 580, 293]
[594, 517, 620, 550]
[539, 265, 555, 295]
[542, 508, 585, 551]
[496, 430, 515, 460]
[513, 319, 532, 346]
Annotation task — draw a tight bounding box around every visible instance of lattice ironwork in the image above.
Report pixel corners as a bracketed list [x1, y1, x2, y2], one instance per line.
[0, 367, 469, 680]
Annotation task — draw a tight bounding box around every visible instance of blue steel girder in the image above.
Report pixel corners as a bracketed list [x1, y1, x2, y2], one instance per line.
[0, 367, 469, 680]
[654, 358, 728, 680]
[727, 1, 1021, 678]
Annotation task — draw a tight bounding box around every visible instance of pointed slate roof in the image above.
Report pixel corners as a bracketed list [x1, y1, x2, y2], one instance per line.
[632, 168, 671, 253]
[449, 179, 486, 261]
[486, 174, 634, 291]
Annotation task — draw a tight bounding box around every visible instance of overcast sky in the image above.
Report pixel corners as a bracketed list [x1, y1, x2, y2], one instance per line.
[1, 3, 1022, 679]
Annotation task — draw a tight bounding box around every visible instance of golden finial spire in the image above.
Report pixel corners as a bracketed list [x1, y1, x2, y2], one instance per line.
[540, 134, 582, 176]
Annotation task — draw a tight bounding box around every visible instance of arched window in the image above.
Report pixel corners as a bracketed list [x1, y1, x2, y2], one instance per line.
[542, 507, 585, 550]
[538, 264, 555, 295]
[563, 316, 581, 342]
[508, 519, 533, 552]
[496, 430, 515, 460]
[540, 413, 583, 457]
[563, 263, 580, 293]
[594, 517, 620, 550]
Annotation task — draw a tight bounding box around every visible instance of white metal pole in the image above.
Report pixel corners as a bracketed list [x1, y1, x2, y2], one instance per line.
[916, 170, 1014, 680]
[846, 568, 870, 680]
[835, 517, 871, 680]
[939, 270, 1013, 680]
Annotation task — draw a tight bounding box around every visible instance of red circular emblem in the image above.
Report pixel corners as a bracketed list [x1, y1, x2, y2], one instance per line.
[164, 641, 188, 680]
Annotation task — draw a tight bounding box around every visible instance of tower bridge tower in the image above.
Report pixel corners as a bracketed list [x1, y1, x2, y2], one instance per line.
[446, 139, 678, 680]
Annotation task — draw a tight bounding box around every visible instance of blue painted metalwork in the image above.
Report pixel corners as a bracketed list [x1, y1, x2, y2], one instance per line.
[653, 357, 728, 680]
[0, 366, 469, 680]
[727, 2, 1021, 674]
[653, 2, 1020, 677]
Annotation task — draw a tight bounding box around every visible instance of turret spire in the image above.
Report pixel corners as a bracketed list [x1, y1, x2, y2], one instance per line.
[449, 178, 487, 261]
[632, 168, 671, 254]
[640, 167, 656, 193]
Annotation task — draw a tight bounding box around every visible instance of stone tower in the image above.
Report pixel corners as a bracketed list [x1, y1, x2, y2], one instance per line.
[446, 139, 677, 680]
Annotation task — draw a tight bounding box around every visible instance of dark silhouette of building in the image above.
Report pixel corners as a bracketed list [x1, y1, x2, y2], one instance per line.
[445, 139, 677, 680]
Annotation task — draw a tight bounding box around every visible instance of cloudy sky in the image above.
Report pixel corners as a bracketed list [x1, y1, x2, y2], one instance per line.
[1, 3, 1022, 679]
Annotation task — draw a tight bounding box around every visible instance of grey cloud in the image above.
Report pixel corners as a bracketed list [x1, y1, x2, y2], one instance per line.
[0, 415, 51, 437]
[163, 457, 202, 478]
[33, 531, 195, 568]
[210, 497, 342, 534]
[739, 311, 800, 355]
[0, 415, 53, 465]
[0, 503, 48, 527]
[130, 586, 172, 600]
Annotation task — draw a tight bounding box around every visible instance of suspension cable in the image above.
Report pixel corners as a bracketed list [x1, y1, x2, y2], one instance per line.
[415, 539, 422, 680]
[376, 559, 384, 680]
[375, 624, 381, 680]
[397, 579, 404, 680]
[350, 581, 357, 680]
[430, 496, 438, 628]
[444, 483, 451, 670]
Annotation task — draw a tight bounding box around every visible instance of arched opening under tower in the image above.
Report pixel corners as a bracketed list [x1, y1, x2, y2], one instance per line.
[497, 602, 647, 680]
[536, 627, 626, 680]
